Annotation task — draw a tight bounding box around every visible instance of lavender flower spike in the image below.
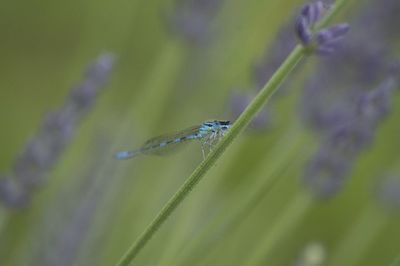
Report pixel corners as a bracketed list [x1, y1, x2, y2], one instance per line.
[295, 1, 350, 55]
[0, 52, 116, 208]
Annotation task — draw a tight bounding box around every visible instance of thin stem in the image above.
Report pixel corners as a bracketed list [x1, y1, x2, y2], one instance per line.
[116, 1, 348, 264]
[181, 132, 312, 266]
[116, 44, 304, 266]
[317, 0, 347, 29]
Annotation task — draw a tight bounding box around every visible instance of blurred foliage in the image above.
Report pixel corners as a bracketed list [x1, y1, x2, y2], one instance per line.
[1, 0, 400, 266]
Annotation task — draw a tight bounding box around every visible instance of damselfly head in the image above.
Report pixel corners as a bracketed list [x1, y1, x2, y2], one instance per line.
[202, 120, 231, 132]
[217, 120, 231, 131]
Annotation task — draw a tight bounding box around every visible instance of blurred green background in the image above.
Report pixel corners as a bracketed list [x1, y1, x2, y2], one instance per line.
[1, 0, 400, 265]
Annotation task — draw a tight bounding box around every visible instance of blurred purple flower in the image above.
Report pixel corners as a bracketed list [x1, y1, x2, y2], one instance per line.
[356, 78, 395, 126]
[356, 0, 400, 44]
[0, 53, 116, 208]
[301, 0, 399, 134]
[37, 154, 113, 266]
[329, 77, 395, 152]
[0, 177, 29, 208]
[303, 148, 350, 198]
[300, 0, 400, 198]
[326, 121, 373, 157]
[167, 0, 223, 45]
[303, 77, 397, 198]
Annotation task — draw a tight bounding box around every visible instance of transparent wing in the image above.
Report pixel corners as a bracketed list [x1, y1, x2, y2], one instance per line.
[140, 125, 202, 156]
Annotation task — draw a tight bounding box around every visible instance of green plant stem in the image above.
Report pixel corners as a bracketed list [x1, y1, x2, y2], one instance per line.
[184, 140, 312, 266]
[116, 1, 348, 264]
[116, 44, 305, 266]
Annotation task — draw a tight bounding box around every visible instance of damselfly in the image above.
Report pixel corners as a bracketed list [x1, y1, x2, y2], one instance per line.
[114, 120, 231, 160]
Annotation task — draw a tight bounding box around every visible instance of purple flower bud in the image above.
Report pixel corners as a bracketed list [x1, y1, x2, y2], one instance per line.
[295, 16, 313, 45]
[316, 24, 350, 45]
[314, 24, 350, 54]
[295, 2, 349, 55]
[300, 1, 325, 26]
[314, 44, 337, 55]
[295, 1, 326, 45]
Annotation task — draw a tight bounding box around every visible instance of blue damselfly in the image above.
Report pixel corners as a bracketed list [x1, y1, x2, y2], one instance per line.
[114, 120, 231, 160]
